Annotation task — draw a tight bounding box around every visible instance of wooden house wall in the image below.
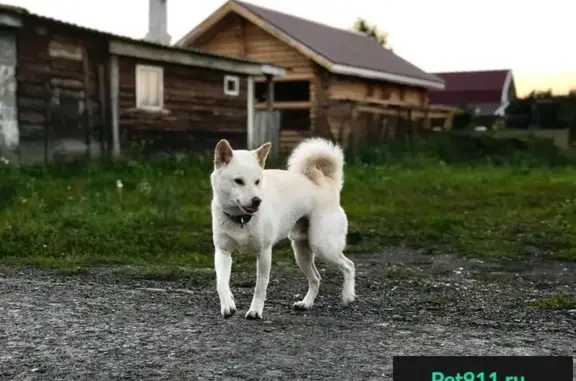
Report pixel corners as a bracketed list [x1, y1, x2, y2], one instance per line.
[117, 56, 249, 154]
[191, 13, 315, 76]
[183, 11, 443, 152]
[187, 12, 317, 153]
[328, 75, 427, 106]
[16, 19, 108, 164]
[324, 74, 434, 146]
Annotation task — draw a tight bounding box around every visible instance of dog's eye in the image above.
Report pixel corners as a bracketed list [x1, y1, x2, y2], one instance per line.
[255, 180, 260, 185]
[233, 178, 244, 185]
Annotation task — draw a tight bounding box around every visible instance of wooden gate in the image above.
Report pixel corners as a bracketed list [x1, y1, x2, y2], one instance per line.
[253, 110, 280, 158]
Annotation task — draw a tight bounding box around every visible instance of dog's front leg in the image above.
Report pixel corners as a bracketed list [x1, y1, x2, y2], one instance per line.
[245, 246, 272, 319]
[215, 247, 236, 318]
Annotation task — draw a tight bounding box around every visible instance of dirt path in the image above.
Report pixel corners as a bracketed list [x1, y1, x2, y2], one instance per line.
[1, 249, 575, 380]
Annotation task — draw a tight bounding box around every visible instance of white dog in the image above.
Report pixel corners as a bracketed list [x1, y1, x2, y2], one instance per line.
[210, 137, 355, 319]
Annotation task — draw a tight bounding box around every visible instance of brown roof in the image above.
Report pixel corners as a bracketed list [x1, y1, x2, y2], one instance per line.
[180, 0, 443, 88]
[235, 1, 442, 86]
[429, 69, 512, 105]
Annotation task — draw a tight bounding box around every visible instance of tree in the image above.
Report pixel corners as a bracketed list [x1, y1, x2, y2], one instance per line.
[526, 89, 553, 99]
[352, 17, 391, 50]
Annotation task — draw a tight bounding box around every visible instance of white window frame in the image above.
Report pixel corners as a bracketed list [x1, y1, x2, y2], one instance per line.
[224, 75, 240, 96]
[135, 64, 164, 111]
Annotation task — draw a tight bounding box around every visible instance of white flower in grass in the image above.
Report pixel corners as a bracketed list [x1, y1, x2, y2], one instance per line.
[116, 179, 123, 189]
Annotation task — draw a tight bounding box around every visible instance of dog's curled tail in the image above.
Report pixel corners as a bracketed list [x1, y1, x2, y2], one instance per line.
[287, 138, 345, 191]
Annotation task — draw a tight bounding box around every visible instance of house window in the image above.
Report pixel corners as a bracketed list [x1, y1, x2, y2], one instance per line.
[224, 75, 240, 96]
[136, 65, 164, 111]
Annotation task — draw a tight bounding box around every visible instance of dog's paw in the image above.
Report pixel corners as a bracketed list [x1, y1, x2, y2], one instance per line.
[220, 297, 237, 319]
[293, 300, 313, 311]
[342, 292, 356, 307]
[245, 309, 263, 320]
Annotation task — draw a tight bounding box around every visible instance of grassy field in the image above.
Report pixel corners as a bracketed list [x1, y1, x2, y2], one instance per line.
[1, 145, 576, 273]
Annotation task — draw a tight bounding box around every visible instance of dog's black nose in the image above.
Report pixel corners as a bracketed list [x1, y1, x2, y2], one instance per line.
[251, 197, 261, 207]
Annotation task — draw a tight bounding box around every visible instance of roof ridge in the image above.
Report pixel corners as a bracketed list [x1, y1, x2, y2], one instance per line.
[433, 69, 512, 75]
[233, 0, 374, 41]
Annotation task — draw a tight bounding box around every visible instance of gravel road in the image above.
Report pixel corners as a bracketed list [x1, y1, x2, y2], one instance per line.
[1, 249, 575, 380]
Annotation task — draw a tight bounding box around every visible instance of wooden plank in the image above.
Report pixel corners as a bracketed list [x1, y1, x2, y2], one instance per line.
[109, 54, 120, 157]
[97, 64, 108, 156]
[81, 46, 93, 158]
[266, 75, 274, 111]
[254, 74, 315, 82]
[247, 76, 255, 149]
[256, 101, 312, 110]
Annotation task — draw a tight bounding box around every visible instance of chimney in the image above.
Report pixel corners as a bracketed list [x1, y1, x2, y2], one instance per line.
[145, 0, 171, 45]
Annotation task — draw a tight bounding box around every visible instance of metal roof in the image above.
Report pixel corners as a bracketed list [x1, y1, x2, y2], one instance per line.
[0, 3, 284, 74]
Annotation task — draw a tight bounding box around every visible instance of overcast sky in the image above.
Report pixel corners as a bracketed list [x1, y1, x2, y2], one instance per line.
[4, 0, 575, 95]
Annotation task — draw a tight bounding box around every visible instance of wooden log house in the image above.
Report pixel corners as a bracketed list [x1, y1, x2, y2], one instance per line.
[176, 0, 457, 151]
[0, 3, 284, 164]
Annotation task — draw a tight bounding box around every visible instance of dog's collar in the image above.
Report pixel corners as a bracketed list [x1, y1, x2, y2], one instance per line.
[224, 212, 253, 227]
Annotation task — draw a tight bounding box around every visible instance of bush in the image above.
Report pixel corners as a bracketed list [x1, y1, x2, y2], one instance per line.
[350, 131, 575, 168]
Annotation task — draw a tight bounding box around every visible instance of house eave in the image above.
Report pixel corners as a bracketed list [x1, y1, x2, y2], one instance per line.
[331, 64, 445, 90]
[109, 40, 285, 77]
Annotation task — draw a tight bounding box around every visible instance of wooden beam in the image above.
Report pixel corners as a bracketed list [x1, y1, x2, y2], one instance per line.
[331, 96, 458, 114]
[109, 40, 285, 77]
[246, 76, 255, 149]
[97, 64, 108, 156]
[331, 95, 405, 107]
[256, 101, 312, 110]
[356, 106, 402, 116]
[82, 46, 93, 158]
[265, 75, 274, 111]
[109, 54, 120, 157]
[254, 74, 315, 82]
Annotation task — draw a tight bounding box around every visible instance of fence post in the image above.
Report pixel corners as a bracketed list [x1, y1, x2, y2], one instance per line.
[246, 76, 255, 150]
[109, 54, 120, 158]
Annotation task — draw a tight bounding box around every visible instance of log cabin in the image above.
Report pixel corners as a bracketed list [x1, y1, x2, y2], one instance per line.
[0, 2, 284, 165]
[176, 0, 456, 151]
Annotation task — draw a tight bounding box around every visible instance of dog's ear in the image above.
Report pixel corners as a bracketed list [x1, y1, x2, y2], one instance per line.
[214, 139, 233, 168]
[254, 142, 271, 167]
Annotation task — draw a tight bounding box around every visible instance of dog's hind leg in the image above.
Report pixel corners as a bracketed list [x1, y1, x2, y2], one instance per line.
[309, 209, 356, 306]
[313, 246, 355, 306]
[291, 238, 321, 310]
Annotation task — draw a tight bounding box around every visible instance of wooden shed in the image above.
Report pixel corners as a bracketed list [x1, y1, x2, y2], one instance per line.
[176, 0, 456, 151]
[0, 4, 284, 165]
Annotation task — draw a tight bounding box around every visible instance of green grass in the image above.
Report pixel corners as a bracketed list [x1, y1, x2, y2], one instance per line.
[1, 145, 576, 273]
[387, 268, 416, 280]
[530, 295, 576, 310]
